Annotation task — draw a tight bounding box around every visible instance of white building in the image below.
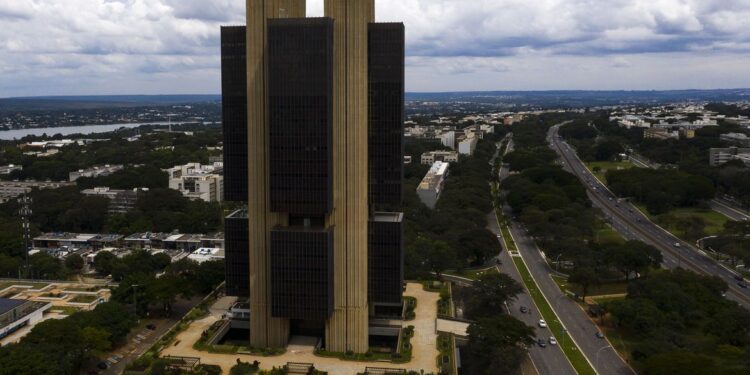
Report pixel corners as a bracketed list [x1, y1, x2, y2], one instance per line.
[421, 151, 459, 165]
[416, 161, 449, 209]
[440, 131, 456, 149]
[187, 247, 225, 263]
[69, 165, 124, 182]
[0, 299, 51, 341]
[0, 165, 22, 175]
[164, 163, 224, 203]
[458, 136, 478, 156]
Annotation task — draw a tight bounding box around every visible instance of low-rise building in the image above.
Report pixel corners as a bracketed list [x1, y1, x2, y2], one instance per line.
[709, 147, 750, 166]
[416, 161, 449, 209]
[0, 298, 51, 340]
[164, 163, 223, 203]
[69, 165, 124, 182]
[187, 247, 225, 263]
[0, 165, 22, 175]
[720, 133, 750, 147]
[403, 156, 412, 165]
[440, 131, 455, 149]
[421, 151, 459, 165]
[32, 233, 124, 252]
[81, 187, 146, 214]
[644, 128, 679, 140]
[0, 180, 75, 203]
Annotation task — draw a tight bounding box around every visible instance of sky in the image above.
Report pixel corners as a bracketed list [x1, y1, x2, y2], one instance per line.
[1, 0, 750, 97]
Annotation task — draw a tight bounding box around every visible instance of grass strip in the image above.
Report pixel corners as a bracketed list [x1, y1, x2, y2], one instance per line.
[511, 255, 597, 375]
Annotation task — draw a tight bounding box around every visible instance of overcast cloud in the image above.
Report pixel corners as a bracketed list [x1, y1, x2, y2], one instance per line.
[1, 0, 749, 97]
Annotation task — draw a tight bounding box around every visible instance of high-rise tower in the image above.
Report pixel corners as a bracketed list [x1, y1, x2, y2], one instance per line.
[223, 0, 404, 353]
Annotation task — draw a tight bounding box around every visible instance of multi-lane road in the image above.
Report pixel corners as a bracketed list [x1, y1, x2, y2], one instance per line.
[493, 134, 633, 375]
[548, 124, 750, 309]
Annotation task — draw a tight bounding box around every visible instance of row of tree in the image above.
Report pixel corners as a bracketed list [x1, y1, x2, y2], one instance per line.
[605, 168, 715, 214]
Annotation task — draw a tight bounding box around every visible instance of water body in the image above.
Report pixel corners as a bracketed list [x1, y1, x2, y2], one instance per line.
[0, 121, 196, 140]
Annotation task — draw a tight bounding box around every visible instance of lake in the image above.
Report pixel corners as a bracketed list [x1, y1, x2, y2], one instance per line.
[0, 121, 197, 140]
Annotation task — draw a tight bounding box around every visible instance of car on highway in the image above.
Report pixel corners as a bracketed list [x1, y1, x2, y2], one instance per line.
[739, 282, 749, 289]
[520, 306, 528, 314]
[674, 242, 681, 247]
[538, 319, 547, 328]
[596, 332, 605, 339]
[146, 323, 157, 330]
[537, 338, 547, 348]
[734, 275, 745, 282]
[549, 337, 557, 345]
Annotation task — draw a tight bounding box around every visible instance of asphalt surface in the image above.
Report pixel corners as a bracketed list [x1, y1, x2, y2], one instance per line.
[488, 213, 576, 375]
[494, 135, 631, 375]
[710, 199, 750, 221]
[548, 124, 750, 309]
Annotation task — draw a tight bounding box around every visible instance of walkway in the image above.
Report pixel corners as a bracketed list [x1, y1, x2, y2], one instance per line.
[161, 282, 440, 375]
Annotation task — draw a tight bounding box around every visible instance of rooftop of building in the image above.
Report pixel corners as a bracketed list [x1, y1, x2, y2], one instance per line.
[372, 212, 404, 223]
[0, 298, 26, 315]
[417, 161, 449, 191]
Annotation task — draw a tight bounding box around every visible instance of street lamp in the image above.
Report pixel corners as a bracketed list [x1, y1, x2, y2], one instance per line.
[596, 345, 613, 371]
[132, 284, 140, 317]
[555, 254, 563, 272]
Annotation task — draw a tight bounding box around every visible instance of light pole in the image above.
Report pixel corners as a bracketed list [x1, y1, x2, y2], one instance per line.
[555, 254, 563, 272]
[596, 345, 613, 371]
[132, 284, 140, 317]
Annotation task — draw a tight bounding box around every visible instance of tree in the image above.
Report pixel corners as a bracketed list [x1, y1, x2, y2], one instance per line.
[93, 251, 116, 276]
[642, 351, 715, 375]
[64, 254, 84, 272]
[423, 239, 457, 278]
[462, 273, 524, 319]
[464, 315, 535, 375]
[605, 241, 662, 281]
[568, 267, 601, 300]
[0, 254, 21, 278]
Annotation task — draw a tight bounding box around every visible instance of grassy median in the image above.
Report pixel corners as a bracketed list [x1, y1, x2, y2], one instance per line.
[511, 255, 597, 375]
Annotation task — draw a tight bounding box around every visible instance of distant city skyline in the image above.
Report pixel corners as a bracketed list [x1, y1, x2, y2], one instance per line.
[2, 0, 750, 97]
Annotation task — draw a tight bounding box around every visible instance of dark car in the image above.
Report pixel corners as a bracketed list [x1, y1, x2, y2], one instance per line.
[97, 362, 108, 370]
[738, 282, 748, 289]
[520, 306, 528, 314]
[596, 332, 605, 339]
[146, 323, 157, 330]
[734, 275, 745, 282]
[537, 338, 547, 348]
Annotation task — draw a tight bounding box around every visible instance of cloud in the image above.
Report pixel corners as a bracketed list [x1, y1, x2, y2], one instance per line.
[1, 0, 750, 96]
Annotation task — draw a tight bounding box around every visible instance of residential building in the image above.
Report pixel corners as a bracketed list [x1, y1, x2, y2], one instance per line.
[416, 161, 449, 209]
[458, 135, 478, 155]
[220, 0, 405, 352]
[721, 133, 750, 147]
[0, 165, 22, 175]
[709, 147, 750, 166]
[69, 165, 124, 182]
[440, 131, 455, 149]
[164, 163, 223, 203]
[421, 150, 459, 165]
[644, 128, 678, 140]
[0, 299, 51, 340]
[81, 187, 145, 214]
[0, 180, 75, 203]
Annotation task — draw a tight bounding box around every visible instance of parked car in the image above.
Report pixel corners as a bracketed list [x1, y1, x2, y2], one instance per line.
[734, 275, 745, 282]
[549, 337, 558, 345]
[146, 323, 157, 330]
[537, 338, 547, 348]
[96, 362, 108, 370]
[595, 332, 605, 339]
[538, 319, 547, 328]
[674, 242, 681, 247]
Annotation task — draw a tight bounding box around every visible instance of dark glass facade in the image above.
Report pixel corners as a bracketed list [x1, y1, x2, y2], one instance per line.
[368, 23, 405, 208]
[225, 210, 249, 298]
[268, 18, 334, 215]
[270, 227, 334, 320]
[368, 213, 404, 305]
[221, 26, 248, 202]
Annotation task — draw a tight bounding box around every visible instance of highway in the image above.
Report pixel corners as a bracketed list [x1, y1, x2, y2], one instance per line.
[710, 199, 750, 221]
[493, 134, 632, 375]
[548, 124, 750, 309]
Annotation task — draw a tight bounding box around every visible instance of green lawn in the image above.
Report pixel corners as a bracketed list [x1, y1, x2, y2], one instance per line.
[0, 281, 49, 291]
[50, 306, 82, 315]
[512, 256, 596, 375]
[586, 160, 635, 182]
[595, 226, 626, 245]
[552, 275, 629, 297]
[636, 204, 730, 240]
[70, 294, 98, 303]
[446, 267, 498, 281]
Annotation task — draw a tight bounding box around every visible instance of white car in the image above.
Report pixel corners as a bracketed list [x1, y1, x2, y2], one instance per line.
[538, 319, 547, 328]
[674, 242, 681, 247]
[549, 337, 558, 345]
